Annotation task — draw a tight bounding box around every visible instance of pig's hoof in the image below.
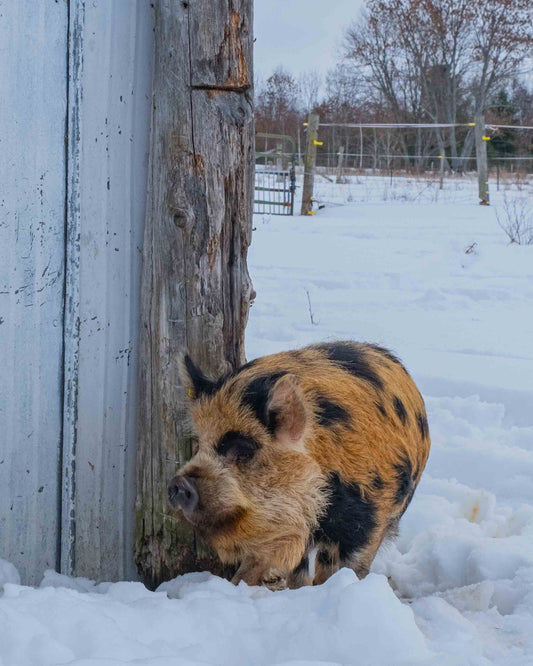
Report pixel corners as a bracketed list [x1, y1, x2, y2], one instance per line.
[261, 569, 287, 591]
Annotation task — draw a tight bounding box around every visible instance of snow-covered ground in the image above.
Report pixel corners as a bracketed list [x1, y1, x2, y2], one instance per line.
[1, 174, 532, 665]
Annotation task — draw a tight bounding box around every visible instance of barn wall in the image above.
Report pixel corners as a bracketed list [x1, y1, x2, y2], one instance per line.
[68, 0, 154, 581]
[0, 0, 154, 584]
[0, 1, 69, 586]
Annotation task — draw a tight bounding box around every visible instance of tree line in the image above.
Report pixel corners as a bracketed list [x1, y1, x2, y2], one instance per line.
[255, 0, 533, 171]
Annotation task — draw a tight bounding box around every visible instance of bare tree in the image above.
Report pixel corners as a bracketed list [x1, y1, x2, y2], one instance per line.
[342, 0, 532, 171]
[255, 66, 300, 137]
[468, 0, 532, 114]
[298, 70, 322, 114]
[344, 6, 413, 127]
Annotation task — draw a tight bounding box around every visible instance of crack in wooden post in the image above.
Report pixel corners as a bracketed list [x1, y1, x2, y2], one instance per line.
[135, 0, 254, 590]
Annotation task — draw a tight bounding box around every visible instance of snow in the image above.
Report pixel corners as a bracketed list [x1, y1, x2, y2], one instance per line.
[1, 173, 532, 665]
[0, 559, 20, 590]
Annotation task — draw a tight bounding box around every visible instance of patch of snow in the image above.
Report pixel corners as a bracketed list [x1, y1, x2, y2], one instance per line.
[0, 570, 434, 666]
[0, 559, 20, 590]
[1, 175, 532, 665]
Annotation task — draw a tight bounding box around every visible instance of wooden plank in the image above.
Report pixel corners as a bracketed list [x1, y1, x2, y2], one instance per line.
[66, 0, 155, 581]
[0, 1, 68, 584]
[135, 0, 254, 588]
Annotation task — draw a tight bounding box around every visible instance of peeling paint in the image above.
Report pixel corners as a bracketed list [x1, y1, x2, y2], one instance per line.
[0, 0, 68, 585]
[1, 0, 154, 585]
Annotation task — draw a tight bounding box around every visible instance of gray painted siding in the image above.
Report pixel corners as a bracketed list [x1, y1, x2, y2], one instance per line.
[0, 0, 154, 584]
[71, 0, 154, 581]
[0, 1, 68, 585]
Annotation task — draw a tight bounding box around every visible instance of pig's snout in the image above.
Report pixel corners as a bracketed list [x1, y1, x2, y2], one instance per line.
[168, 475, 199, 513]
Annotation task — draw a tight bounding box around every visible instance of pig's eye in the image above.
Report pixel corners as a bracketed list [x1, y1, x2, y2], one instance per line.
[216, 431, 259, 464]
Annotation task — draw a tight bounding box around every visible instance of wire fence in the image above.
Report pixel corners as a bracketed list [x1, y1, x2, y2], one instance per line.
[280, 152, 533, 175]
[299, 121, 533, 173]
[254, 120, 532, 213]
[297, 165, 533, 209]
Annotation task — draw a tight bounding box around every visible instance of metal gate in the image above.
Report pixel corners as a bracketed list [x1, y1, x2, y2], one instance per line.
[254, 168, 296, 215]
[254, 133, 296, 215]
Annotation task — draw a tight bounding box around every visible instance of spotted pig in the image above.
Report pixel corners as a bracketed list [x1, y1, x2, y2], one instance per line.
[168, 341, 430, 588]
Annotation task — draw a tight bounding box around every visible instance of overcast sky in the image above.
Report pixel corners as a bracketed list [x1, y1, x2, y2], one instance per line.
[254, 0, 364, 81]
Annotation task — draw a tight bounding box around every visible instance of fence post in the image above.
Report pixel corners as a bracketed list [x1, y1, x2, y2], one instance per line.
[439, 155, 444, 190]
[135, 0, 254, 588]
[336, 145, 345, 184]
[359, 126, 363, 169]
[474, 113, 490, 205]
[301, 112, 319, 215]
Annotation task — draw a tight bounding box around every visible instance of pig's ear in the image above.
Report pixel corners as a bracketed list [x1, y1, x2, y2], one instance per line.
[267, 374, 309, 450]
[179, 353, 217, 400]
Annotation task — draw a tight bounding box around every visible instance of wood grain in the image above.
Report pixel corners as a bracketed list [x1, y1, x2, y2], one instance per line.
[135, 0, 254, 588]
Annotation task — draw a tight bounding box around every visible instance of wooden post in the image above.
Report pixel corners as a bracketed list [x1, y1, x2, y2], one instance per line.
[474, 113, 490, 205]
[336, 145, 345, 184]
[301, 112, 319, 215]
[439, 155, 444, 190]
[135, 0, 254, 589]
[276, 141, 283, 171]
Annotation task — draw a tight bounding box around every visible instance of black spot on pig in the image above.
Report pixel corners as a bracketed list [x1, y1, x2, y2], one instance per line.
[316, 549, 334, 566]
[184, 355, 219, 398]
[376, 402, 387, 419]
[315, 472, 377, 560]
[215, 431, 260, 463]
[316, 397, 350, 428]
[371, 473, 384, 490]
[393, 396, 408, 424]
[241, 372, 287, 434]
[315, 342, 384, 391]
[293, 555, 309, 574]
[417, 412, 429, 440]
[368, 344, 409, 374]
[394, 456, 413, 504]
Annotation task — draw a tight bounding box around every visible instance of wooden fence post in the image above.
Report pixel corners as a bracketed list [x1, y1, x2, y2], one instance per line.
[359, 126, 363, 169]
[301, 112, 319, 215]
[276, 141, 283, 171]
[135, 0, 254, 589]
[336, 145, 345, 184]
[475, 113, 490, 205]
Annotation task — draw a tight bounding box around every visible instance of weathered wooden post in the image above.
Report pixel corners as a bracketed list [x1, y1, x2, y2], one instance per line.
[474, 113, 490, 205]
[135, 0, 254, 589]
[336, 145, 345, 184]
[276, 141, 283, 171]
[301, 112, 319, 215]
[359, 126, 363, 170]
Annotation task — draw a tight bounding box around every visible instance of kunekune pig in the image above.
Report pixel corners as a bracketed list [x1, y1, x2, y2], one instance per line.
[168, 341, 430, 588]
